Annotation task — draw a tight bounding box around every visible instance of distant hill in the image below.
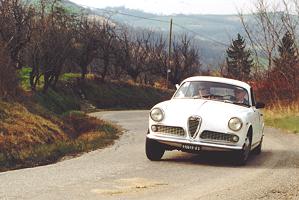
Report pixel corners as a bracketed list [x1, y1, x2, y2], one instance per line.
[25, 0, 89, 13]
[92, 7, 248, 69]
[93, 7, 244, 42]
[26, 0, 249, 69]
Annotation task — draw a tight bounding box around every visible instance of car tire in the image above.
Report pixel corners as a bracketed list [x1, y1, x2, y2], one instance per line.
[145, 138, 165, 161]
[253, 136, 263, 155]
[235, 135, 252, 166]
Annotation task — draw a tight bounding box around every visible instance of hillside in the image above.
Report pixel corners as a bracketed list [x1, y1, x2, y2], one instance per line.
[1, 67, 173, 171]
[26, 1, 246, 43]
[26, 0, 247, 68]
[94, 7, 244, 42]
[26, 0, 84, 12]
[94, 7, 246, 68]
[91, 7, 245, 68]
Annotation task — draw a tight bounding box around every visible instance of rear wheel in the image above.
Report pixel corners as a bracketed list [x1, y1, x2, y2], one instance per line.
[145, 138, 165, 161]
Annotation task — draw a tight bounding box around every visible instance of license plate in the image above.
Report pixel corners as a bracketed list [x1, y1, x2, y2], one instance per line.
[182, 144, 201, 151]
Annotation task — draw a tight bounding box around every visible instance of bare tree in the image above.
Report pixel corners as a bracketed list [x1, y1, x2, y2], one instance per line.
[72, 16, 103, 80]
[143, 34, 168, 84]
[239, 0, 284, 74]
[27, 0, 76, 92]
[0, 0, 34, 68]
[169, 34, 201, 85]
[93, 19, 118, 82]
[0, 42, 18, 97]
[116, 29, 153, 82]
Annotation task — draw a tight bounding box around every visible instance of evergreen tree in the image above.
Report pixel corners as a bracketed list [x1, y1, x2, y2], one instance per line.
[273, 31, 298, 91]
[226, 33, 253, 81]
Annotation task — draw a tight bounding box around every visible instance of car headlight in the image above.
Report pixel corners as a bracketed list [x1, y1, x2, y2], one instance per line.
[228, 117, 243, 131]
[150, 108, 164, 122]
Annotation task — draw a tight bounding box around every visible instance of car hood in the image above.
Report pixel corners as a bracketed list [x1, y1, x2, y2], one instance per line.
[154, 99, 250, 129]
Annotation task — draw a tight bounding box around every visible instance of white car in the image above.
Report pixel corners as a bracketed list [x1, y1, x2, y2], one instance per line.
[146, 76, 265, 165]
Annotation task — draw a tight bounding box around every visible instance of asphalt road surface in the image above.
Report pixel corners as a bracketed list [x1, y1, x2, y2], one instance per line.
[1, 110, 299, 200]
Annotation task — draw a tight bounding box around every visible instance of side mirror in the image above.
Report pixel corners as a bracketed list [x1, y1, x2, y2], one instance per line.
[175, 84, 180, 89]
[255, 102, 265, 109]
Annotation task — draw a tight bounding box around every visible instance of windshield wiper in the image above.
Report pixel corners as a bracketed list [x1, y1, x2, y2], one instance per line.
[223, 100, 234, 104]
[232, 102, 250, 107]
[192, 95, 202, 99]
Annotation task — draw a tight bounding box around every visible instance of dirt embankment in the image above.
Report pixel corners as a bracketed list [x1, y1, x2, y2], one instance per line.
[0, 100, 120, 171]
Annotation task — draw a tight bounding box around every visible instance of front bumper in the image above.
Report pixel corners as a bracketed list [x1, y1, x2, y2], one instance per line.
[147, 134, 243, 150]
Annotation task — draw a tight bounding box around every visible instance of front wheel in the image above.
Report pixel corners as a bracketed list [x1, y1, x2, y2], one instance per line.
[145, 138, 165, 161]
[253, 136, 263, 155]
[235, 135, 252, 165]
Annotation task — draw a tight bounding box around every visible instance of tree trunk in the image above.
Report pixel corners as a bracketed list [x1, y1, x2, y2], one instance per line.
[101, 57, 109, 82]
[81, 65, 88, 80]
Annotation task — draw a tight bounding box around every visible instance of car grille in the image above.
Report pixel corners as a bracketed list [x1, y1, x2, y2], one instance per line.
[155, 125, 185, 137]
[200, 131, 237, 143]
[188, 117, 201, 137]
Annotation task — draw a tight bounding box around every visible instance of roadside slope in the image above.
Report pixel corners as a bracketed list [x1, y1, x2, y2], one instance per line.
[0, 79, 172, 171]
[0, 100, 121, 171]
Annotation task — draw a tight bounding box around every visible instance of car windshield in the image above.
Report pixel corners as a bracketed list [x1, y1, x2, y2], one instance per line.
[173, 81, 250, 106]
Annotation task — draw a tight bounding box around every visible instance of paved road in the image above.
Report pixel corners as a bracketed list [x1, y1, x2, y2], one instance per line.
[1, 110, 299, 200]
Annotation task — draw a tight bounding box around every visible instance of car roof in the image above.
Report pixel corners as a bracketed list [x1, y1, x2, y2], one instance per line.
[181, 76, 251, 91]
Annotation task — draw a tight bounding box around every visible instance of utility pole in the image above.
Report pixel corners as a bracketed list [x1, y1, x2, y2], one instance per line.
[167, 18, 173, 89]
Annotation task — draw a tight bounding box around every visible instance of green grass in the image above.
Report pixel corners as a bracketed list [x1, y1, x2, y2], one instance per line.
[59, 73, 81, 81]
[34, 88, 81, 114]
[79, 81, 172, 110]
[264, 102, 299, 134]
[265, 115, 299, 134]
[18, 67, 31, 90]
[18, 68, 82, 115]
[31, 80, 172, 115]
[18, 68, 81, 90]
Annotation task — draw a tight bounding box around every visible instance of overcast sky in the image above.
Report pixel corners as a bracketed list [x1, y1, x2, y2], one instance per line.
[69, 0, 252, 15]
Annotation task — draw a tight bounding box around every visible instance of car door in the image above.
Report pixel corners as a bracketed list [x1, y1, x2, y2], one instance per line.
[250, 88, 263, 144]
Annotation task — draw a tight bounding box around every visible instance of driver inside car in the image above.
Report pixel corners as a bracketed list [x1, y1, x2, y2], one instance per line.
[234, 88, 249, 105]
[198, 88, 211, 99]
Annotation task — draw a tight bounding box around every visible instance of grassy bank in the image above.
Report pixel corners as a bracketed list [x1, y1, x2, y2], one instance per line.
[33, 79, 172, 114]
[19, 68, 172, 114]
[78, 80, 172, 110]
[264, 101, 299, 134]
[0, 70, 172, 171]
[0, 101, 121, 171]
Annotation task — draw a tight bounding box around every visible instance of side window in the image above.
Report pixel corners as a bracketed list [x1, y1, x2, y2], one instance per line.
[250, 88, 256, 106]
[174, 82, 190, 98]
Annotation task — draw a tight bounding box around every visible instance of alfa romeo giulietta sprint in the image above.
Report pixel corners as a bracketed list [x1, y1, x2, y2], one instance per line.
[146, 76, 265, 165]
